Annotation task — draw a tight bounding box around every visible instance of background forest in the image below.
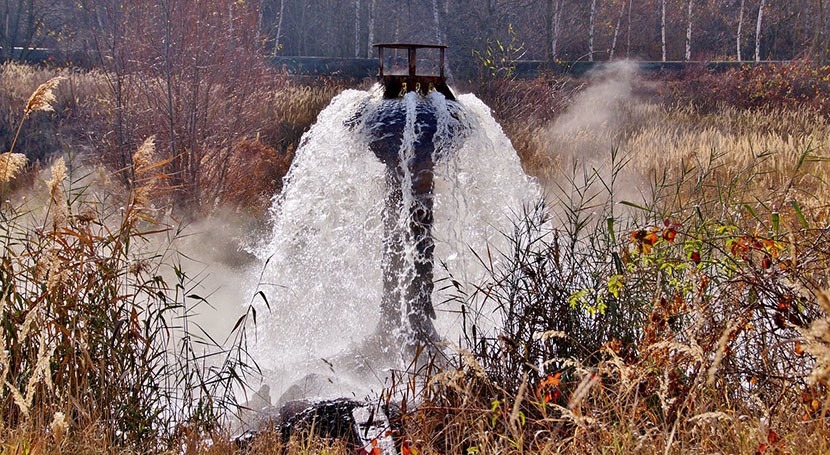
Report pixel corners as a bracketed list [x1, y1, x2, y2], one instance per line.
[2, 0, 830, 67]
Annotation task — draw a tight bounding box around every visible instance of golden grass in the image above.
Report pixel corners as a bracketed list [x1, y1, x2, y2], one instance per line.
[2, 66, 830, 453]
[520, 103, 830, 199]
[0, 152, 27, 184]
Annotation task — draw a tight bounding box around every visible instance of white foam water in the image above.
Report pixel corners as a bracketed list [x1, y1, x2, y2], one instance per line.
[248, 85, 540, 403]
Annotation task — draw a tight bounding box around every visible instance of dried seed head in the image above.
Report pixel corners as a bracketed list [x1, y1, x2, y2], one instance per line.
[46, 253, 65, 293]
[0, 152, 28, 183]
[47, 158, 67, 230]
[133, 135, 156, 172]
[24, 76, 66, 116]
[801, 290, 830, 386]
[50, 411, 69, 443]
[132, 136, 159, 209]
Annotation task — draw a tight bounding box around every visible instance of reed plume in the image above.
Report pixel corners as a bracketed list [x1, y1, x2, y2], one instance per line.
[0, 152, 27, 184]
[132, 135, 157, 208]
[47, 157, 67, 231]
[8, 76, 66, 157]
[24, 76, 66, 117]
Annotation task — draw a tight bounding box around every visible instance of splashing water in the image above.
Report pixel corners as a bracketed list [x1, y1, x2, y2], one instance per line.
[249, 85, 540, 403]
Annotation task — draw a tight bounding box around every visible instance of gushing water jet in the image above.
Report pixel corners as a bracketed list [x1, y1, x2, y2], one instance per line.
[242, 43, 540, 453]
[358, 43, 466, 353]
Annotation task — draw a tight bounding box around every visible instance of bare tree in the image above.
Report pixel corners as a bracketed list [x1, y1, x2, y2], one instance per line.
[589, 0, 597, 61]
[367, 0, 375, 56]
[547, 0, 565, 60]
[737, 0, 744, 61]
[812, 0, 827, 62]
[755, 0, 766, 61]
[627, 0, 632, 57]
[610, 0, 627, 59]
[661, 0, 667, 61]
[273, 0, 285, 56]
[354, 0, 360, 57]
[685, 0, 694, 61]
[432, 0, 443, 44]
[0, 0, 58, 61]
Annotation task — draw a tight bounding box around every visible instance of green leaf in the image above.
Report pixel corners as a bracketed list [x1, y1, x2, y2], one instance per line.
[607, 274, 624, 299]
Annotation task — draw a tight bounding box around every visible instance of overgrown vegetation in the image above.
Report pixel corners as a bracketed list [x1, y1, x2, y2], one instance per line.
[2, 61, 830, 453]
[394, 62, 830, 453]
[0, 63, 350, 217]
[1, 80, 259, 452]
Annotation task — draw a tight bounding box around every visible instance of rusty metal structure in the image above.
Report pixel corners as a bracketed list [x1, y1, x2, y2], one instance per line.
[373, 43, 455, 100]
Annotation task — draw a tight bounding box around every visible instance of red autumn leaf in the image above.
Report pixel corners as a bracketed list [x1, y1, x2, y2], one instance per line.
[767, 429, 780, 444]
[662, 227, 677, 243]
[762, 255, 772, 269]
[755, 443, 767, 455]
[795, 340, 805, 356]
[691, 251, 701, 264]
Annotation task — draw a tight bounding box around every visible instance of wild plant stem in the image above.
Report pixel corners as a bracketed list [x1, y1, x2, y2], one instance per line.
[8, 114, 26, 156]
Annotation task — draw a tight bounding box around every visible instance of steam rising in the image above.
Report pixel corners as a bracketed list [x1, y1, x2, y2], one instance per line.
[542, 61, 652, 208]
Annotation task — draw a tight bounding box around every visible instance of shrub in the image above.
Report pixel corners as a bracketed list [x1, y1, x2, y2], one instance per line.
[671, 60, 830, 114]
[0, 82, 258, 452]
[401, 139, 830, 453]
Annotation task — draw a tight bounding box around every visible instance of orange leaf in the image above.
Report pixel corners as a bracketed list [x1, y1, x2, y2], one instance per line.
[767, 429, 780, 444]
[795, 341, 805, 356]
[662, 227, 677, 243]
[731, 239, 748, 256]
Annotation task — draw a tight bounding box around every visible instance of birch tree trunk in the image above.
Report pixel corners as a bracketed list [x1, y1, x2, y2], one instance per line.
[813, 0, 826, 62]
[432, 0, 442, 43]
[546, 0, 553, 60]
[755, 0, 766, 61]
[685, 0, 693, 61]
[661, 0, 667, 61]
[627, 0, 632, 57]
[611, 0, 626, 60]
[737, 0, 744, 61]
[589, 0, 597, 61]
[367, 0, 375, 57]
[354, 0, 360, 57]
[273, 0, 284, 56]
[552, 0, 564, 60]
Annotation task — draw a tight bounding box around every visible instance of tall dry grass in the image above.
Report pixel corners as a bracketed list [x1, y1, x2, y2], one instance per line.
[0, 63, 349, 219]
[386, 69, 830, 454]
[0, 80, 260, 453]
[3, 62, 830, 453]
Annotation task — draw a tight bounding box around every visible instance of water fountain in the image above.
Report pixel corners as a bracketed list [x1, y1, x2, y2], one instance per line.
[241, 44, 540, 451]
